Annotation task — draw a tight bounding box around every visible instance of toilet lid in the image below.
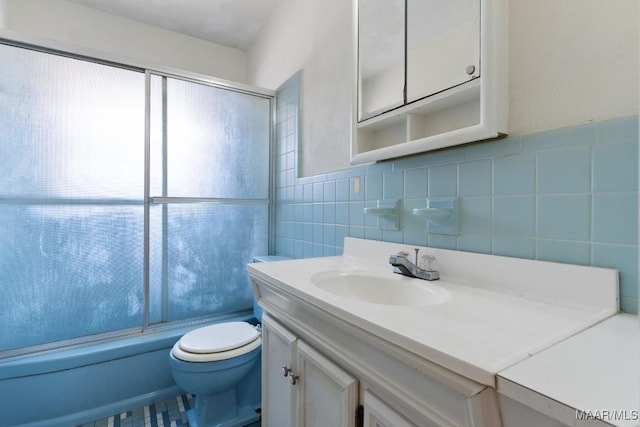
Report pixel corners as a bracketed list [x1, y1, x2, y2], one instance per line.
[178, 322, 260, 354]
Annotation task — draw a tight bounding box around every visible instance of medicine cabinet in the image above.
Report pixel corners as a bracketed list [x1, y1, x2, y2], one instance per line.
[352, 0, 508, 164]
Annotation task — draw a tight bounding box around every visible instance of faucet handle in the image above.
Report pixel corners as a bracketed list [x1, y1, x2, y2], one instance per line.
[420, 254, 438, 272]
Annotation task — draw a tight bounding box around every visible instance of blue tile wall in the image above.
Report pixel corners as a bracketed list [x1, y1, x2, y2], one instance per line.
[273, 74, 639, 313]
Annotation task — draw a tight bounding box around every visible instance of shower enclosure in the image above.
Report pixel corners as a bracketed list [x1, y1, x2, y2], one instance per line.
[0, 41, 272, 357]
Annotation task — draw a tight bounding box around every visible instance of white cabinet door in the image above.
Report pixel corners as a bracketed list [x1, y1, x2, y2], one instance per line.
[296, 340, 358, 427]
[262, 316, 297, 427]
[363, 390, 415, 427]
[262, 314, 359, 427]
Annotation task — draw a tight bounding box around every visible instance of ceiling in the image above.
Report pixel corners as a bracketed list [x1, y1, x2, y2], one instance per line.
[70, 0, 282, 51]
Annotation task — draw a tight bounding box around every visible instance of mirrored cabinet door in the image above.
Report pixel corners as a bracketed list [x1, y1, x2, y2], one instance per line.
[352, 0, 507, 165]
[406, 0, 480, 103]
[358, 0, 405, 121]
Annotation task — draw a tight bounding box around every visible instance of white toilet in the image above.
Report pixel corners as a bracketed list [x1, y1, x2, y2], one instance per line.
[169, 321, 262, 427]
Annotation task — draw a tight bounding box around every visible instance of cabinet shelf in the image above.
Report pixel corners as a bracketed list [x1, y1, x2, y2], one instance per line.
[353, 81, 485, 164]
[356, 79, 480, 131]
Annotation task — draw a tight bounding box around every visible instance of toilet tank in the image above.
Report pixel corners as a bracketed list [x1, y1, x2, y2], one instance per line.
[252, 256, 290, 322]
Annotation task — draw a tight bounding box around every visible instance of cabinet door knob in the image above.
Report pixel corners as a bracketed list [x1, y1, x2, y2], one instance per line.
[288, 371, 299, 385]
[282, 365, 291, 377]
[466, 65, 476, 75]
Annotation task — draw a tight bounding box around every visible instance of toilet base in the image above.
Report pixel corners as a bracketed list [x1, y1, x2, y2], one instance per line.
[186, 391, 260, 427]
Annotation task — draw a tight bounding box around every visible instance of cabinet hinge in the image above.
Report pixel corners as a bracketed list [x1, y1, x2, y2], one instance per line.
[355, 404, 364, 427]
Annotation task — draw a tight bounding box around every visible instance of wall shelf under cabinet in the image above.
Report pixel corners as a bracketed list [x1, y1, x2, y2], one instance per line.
[353, 80, 483, 164]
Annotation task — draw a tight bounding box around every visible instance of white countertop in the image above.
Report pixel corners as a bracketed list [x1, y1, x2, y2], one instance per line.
[248, 238, 618, 387]
[498, 314, 639, 427]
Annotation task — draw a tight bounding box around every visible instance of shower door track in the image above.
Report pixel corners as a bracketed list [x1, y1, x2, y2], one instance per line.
[150, 197, 269, 205]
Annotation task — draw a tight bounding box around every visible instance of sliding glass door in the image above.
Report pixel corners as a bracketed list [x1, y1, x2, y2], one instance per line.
[0, 43, 271, 355]
[148, 74, 270, 324]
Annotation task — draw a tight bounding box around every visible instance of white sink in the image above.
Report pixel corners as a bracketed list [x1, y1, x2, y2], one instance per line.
[310, 270, 450, 306]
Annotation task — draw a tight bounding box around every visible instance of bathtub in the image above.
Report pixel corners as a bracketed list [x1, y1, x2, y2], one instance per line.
[0, 313, 260, 427]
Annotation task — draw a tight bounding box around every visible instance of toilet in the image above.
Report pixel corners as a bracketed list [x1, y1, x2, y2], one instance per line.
[169, 256, 287, 427]
[169, 321, 262, 427]
[169, 322, 262, 427]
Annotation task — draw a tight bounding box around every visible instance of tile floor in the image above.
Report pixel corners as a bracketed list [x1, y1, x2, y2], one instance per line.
[80, 394, 194, 427]
[80, 394, 261, 427]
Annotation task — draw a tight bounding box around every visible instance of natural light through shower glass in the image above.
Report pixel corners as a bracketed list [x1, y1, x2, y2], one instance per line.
[149, 203, 268, 323]
[0, 45, 145, 199]
[163, 78, 270, 199]
[0, 44, 271, 355]
[148, 75, 270, 324]
[0, 43, 145, 351]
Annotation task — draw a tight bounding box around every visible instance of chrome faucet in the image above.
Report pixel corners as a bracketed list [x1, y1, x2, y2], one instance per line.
[388, 248, 439, 281]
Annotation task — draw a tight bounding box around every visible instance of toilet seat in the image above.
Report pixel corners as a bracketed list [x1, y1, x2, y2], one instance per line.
[172, 322, 261, 362]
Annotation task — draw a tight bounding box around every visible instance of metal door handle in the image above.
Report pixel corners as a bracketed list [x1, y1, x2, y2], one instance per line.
[282, 365, 291, 377]
[288, 371, 299, 385]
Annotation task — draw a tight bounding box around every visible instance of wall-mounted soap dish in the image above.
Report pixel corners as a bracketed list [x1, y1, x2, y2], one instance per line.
[364, 199, 401, 230]
[412, 197, 458, 235]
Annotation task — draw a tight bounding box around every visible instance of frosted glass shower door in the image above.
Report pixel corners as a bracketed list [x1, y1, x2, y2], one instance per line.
[0, 42, 272, 356]
[0, 43, 145, 352]
[148, 75, 271, 324]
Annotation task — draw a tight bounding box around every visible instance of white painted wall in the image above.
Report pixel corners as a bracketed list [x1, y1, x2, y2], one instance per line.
[2, 0, 248, 83]
[0, 0, 8, 29]
[248, 0, 639, 176]
[247, 0, 353, 176]
[509, 0, 638, 136]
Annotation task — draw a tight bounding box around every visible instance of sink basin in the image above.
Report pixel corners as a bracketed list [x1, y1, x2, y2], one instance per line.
[310, 270, 450, 306]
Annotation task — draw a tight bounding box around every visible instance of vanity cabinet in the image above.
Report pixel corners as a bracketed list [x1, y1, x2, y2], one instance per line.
[249, 237, 619, 427]
[254, 291, 502, 427]
[352, 0, 508, 164]
[262, 315, 358, 427]
[262, 317, 296, 426]
[363, 390, 415, 427]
